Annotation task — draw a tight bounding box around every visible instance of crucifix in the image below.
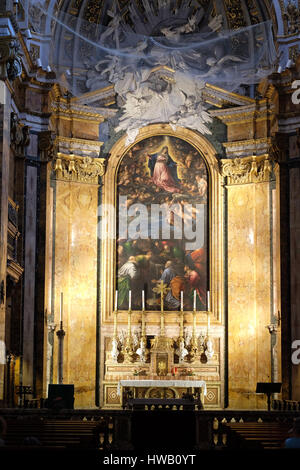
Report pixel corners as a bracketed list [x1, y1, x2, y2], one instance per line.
[153, 280, 170, 336]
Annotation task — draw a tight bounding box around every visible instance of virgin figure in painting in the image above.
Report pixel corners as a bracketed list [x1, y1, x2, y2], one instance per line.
[117, 135, 208, 311]
[147, 146, 181, 193]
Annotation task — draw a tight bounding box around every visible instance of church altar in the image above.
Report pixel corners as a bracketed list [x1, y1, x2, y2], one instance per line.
[117, 379, 207, 396]
[117, 378, 207, 409]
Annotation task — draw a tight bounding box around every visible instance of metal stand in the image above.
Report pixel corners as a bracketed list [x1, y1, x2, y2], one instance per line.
[56, 321, 65, 384]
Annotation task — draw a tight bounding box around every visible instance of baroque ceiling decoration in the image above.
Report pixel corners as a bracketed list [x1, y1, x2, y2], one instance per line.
[28, 0, 277, 143]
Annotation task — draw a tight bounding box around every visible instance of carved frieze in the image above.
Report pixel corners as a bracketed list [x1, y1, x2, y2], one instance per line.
[0, 36, 22, 81]
[53, 155, 106, 184]
[221, 156, 273, 185]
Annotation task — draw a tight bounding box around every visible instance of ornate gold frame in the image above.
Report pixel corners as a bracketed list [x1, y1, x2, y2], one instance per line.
[100, 123, 224, 328]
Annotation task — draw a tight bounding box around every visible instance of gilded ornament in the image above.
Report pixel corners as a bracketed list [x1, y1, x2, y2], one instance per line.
[0, 37, 22, 81]
[53, 155, 106, 183]
[221, 156, 273, 184]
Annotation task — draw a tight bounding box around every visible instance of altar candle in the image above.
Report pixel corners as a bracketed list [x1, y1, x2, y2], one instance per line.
[113, 310, 117, 337]
[181, 291, 183, 310]
[60, 292, 63, 323]
[114, 290, 118, 311]
[129, 290, 132, 310]
[193, 290, 196, 311]
[142, 290, 145, 311]
[207, 290, 210, 311]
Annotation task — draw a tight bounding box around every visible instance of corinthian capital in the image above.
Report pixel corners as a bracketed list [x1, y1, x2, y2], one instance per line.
[0, 36, 22, 81]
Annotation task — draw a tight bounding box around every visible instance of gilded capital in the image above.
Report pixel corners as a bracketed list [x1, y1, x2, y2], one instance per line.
[0, 36, 22, 81]
[53, 155, 106, 184]
[221, 155, 273, 185]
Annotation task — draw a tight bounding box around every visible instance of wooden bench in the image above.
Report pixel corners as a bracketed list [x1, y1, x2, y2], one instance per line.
[222, 422, 291, 449]
[3, 419, 107, 448]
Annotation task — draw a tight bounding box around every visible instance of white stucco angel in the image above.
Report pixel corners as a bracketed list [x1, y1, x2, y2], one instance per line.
[199, 55, 246, 79]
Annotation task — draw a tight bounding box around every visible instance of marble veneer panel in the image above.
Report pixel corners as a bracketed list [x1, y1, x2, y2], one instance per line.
[54, 180, 98, 408]
[290, 167, 300, 400]
[22, 165, 37, 386]
[227, 183, 271, 409]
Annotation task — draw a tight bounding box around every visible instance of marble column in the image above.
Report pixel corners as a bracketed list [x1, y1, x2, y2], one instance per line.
[0, 81, 11, 403]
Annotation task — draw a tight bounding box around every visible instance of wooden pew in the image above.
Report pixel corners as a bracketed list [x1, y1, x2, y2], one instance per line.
[222, 422, 291, 449]
[3, 419, 106, 448]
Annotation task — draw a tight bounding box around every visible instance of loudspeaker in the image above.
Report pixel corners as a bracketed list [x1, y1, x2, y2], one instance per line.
[47, 384, 74, 409]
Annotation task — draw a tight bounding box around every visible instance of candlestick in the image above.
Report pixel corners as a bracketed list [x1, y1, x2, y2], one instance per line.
[127, 309, 132, 335]
[60, 292, 63, 323]
[141, 310, 145, 336]
[180, 291, 183, 311]
[207, 290, 210, 311]
[129, 290, 131, 310]
[113, 310, 118, 337]
[142, 290, 145, 311]
[56, 322, 65, 385]
[114, 290, 118, 311]
[207, 311, 210, 333]
[193, 290, 196, 311]
[193, 310, 197, 332]
[180, 310, 184, 338]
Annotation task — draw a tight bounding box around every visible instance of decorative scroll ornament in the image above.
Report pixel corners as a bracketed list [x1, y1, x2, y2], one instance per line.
[38, 131, 56, 162]
[221, 156, 273, 185]
[10, 112, 30, 157]
[0, 37, 22, 81]
[53, 155, 106, 184]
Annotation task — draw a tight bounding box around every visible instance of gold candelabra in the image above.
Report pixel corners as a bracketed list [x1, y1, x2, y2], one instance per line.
[123, 309, 134, 362]
[189, 310, 199, 361]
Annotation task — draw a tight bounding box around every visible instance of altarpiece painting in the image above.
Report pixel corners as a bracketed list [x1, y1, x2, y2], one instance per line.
[116, 135, 208, 311]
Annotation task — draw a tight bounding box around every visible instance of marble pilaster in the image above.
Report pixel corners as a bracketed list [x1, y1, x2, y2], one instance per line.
[22, 165, 37, 387]
[0, 81, 11, 402]
[290, 166, 300, 400]
[53, 180, 98, 408]
[227, 182, 272, 409]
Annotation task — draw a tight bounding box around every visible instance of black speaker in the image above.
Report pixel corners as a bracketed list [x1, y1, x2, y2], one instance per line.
[47, 384, 74, 409]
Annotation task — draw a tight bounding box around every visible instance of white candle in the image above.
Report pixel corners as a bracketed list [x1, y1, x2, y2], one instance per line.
[114, 290, 118, 311]
[129, 290, 132, 310]
[207, 290, 210, 311]
[60, 292, 63, 323]
[180, 291, 183, 310]
[193, 290, 196, 311]
[142, 290, 145, 311]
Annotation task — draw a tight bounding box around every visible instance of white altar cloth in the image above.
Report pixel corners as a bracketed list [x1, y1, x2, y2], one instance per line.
[117, 380, 207, 396]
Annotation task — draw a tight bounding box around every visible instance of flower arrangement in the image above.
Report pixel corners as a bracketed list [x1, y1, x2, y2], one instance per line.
[180, 368, 195, 376]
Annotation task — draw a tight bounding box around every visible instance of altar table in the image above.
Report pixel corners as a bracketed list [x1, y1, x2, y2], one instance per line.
[117, 379, 207, 408]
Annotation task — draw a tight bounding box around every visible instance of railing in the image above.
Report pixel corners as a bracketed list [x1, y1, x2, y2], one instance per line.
[206, 410, 300, 449]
